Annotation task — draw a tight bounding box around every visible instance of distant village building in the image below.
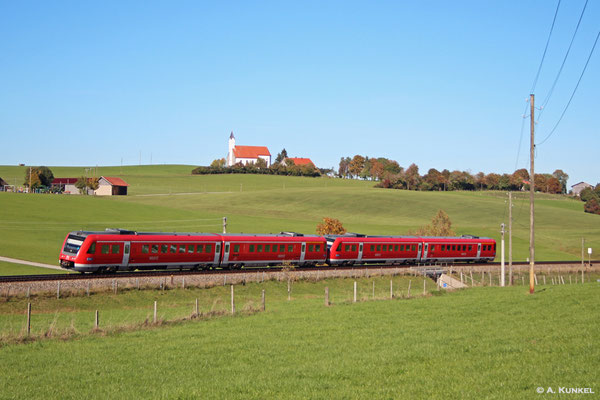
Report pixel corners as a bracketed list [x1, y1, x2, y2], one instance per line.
[51, 176, 129, 196]
[226, 132, 271, 167]
[571, 182, 593, 196]
[281, 157, 315, 167]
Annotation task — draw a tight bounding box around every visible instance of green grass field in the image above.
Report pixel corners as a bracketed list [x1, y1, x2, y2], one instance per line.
[0, 165, 598, 268]
[0, 277, 598, 399]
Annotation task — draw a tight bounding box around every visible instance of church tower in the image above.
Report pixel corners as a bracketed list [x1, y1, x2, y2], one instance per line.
[227, 131, 235, 167]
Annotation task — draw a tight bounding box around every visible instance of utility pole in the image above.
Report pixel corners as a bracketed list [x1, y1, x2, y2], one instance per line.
[508, 192, 513, 285]
[581, 238, 585, 268]
[223, 217, 227, 234]
[501, 223, 505, 287]
[529, 94, 535, 294]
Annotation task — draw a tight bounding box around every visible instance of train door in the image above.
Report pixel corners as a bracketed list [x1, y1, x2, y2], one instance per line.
[213, 242, 221, 266]
[476, 243, 481, 259]
[300, 243, 306, 263]
[358, 243, 363, 262]
[223, 242, 230, 264]
[423, 243, 429, 260]
[417, 243, 422, 261]
[121, 242, 130, 268]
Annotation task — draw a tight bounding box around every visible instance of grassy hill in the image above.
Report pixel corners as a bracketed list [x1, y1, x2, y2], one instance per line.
[0, 165, 598, 266]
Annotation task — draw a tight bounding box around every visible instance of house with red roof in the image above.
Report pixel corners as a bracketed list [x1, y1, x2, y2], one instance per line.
[227, 132, 271, 167]
[96, 176, 129, 196]
[282, 157, 315, 167]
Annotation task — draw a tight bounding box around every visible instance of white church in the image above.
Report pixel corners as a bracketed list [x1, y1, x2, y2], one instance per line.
[227, 132, 271, 167]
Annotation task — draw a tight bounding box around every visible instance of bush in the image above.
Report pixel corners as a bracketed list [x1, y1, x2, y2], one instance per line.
[584, 198, 600, 215]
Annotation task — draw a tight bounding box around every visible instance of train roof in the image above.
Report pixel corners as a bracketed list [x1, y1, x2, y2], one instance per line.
[324, 233, 494, 240]
[69, 229, 220, 237]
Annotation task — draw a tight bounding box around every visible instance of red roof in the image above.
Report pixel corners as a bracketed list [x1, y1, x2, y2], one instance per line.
[102, 176, 129, 187]
[233, 145, 271, 158]
[286, 157, 314, 166]
[52, 178, 78, 184]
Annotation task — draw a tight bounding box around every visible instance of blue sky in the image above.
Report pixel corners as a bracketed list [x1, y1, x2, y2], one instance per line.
[1, 1, 598, 186]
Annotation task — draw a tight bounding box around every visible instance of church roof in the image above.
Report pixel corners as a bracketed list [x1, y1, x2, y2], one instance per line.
[230, 131, 235, 139]
[233, 145, 271, 158]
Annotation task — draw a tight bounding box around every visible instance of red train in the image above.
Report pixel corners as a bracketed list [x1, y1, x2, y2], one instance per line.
[59, 229, 496, 273]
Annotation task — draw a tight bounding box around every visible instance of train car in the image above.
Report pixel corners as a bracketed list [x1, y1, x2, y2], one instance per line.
[59, 229, 223, 273]
[220, 232, 327, 268]
[326, 233, 496, 265]
[420, 236, 496, 263]
[326, 234, 422, 265]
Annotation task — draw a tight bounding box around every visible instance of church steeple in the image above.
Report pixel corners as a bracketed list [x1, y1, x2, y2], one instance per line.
[227, 131, 236, 166]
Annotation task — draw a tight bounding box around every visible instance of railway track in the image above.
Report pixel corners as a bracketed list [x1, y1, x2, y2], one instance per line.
[1, 260, 595, 284]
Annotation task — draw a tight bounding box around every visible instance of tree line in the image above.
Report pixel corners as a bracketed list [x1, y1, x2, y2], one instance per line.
[580, 185, 600, 215]
[338, 155, 570, 194]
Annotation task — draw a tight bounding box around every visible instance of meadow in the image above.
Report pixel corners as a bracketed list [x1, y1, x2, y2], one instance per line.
[0, 164, 598, 269]
[0, 276, 598, 399]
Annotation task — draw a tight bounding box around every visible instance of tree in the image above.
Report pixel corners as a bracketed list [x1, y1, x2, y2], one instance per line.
[405, 163, 420, 190]
[511, 169, 529, 190]
[275, 149, 288, 164]
[475, 172, 486, 190]
[534, 174, 547, 192]
[552, 169, 569, 194]
[210, 158, 226, 168]
[584, 198, 600, 215]
[75, 177, 89, 194]
[413, 209, 455, 236]
[546, 177, 561, 194]
[348, 155, 365, 178]
[316, 217, 347, 235]
[484, 173, 501, 190]
[370, 159, 384, 181]
[24, 166, 54, 188]
[338, 157, 351, 178]
[580, 187, 598, 202]
[254, 158, 268, 169]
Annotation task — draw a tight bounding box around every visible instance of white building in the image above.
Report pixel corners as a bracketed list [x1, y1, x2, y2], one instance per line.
[227, 132, 271, 167]
[571, 182, 593, 196]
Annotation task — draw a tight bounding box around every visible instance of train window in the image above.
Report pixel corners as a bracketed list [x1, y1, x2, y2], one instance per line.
[101, 244, 109, 254]
[161, 244, 168, 253]
[370, 245, 375, 251]
[112, 244, 120, 254]
[468, 245, 472, 251]
[188, 245, 194, 253]
[196, 245, 203, 253]
[308, 245, 314, 252]
[233, 244, 240, 252]
[87, 242, 96, 254]
[493, 244, 496, 251]
[431, 245, 435, 252]
[376, 245, 381, 251]
[412, 245, 416, 251]
[441, 245, 445, 251]
[400, 245, 404, 251]
[170, 245, 177, 253]
[178, 245, 185, 253]
[344, 245, 350, 252]
[351, 244, 357, 252]
[288, 245, 293, 252]
[249, 245, 255, 253]
[225, 244, 230, 253]
[316, 245, 320, 252]
[257, 245, 263, 253]
[152, 245, 159, 254]
[382, 245, 387, 252]
[264, 245, 269, 252]
[394, 245, 398, 251]
[142, 245, 149, 254]
[279, 244, 285, 252]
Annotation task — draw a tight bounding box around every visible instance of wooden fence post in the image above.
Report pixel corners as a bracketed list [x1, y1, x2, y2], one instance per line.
[26, 303, 31, 336]
[423, 279, 426, 295]
[372, 281, 375, 299]
[470, 271, 474, 287]
[231, 285, 235, 314]
[113, 280, 118, 295]
[390, 280, 393, 299]
[57, 282, 61, 299]
[325, 287, 330, 306]
[407, 280, 412, 298]
[460, 272, 463, 284]
[153, 301, 157, 323]
[581, 270, 584, 283]
[94, 310, 99, 329]
[136, 278, 140, 290]
[534, 274, 538, 285]
[287, 279, 291, 301]
[261, 290, 265, 312]
[353, 281, 357, 303]
[569, 275, 572, 284]
[195, 298, 199, 316]
[182, 277, 186, 289]
[86, 282, 90, 297]
[27, 287, 30, 299]
[543, 275, 546, 285]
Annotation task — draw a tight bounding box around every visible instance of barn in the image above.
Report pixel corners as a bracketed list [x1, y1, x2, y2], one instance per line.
[95, 176, 129, 196]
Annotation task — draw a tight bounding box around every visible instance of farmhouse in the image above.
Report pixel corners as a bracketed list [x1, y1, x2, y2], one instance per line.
[571, 182, 593, 196]
[282, 157, 315, 167]
[226, 132, 271, 167]
[51, 176, 129, 195]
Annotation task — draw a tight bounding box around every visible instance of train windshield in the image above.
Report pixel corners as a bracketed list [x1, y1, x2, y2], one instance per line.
[63, 234, 85, 255]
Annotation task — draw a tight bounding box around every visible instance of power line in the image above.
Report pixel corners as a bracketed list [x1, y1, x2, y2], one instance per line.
[537, 28, 600, 146]
[537, 0, 589, 122]
[530, 0, 562, 94]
